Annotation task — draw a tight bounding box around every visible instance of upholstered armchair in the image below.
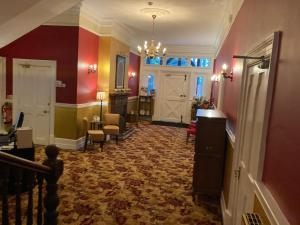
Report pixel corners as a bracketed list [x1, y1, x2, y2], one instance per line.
[103, 113, 120, 144]
[82, 117, 105, 151]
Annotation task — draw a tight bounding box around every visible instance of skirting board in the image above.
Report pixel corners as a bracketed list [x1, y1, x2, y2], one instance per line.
[55, 137, 85, 150]
[221, 191, 233, 225]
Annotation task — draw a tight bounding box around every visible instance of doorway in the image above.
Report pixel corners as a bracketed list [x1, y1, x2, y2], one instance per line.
[13, 59, 56, 145]
[232, 32, 281, 225]
[160, 72, 188, 123]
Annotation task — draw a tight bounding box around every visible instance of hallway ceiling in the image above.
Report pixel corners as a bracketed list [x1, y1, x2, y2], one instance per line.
[0, 0, 82, 48]
[83, 0, 229, 47]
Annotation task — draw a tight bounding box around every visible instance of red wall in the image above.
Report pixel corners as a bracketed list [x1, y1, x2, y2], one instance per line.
[77, 27, 99, 104]
[215, 0, 300, 224]
[0, 25, 79, 104]
[128, 52, 140, 97]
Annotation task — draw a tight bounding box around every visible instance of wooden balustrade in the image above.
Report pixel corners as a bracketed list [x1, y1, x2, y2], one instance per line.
[0, 145, 64, 225]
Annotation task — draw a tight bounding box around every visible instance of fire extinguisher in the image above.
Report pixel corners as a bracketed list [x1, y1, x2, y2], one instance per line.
[2, 102, 12, 124]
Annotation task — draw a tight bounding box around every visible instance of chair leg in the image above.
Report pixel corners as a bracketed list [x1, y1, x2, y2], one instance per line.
[186, 132, 190, 144]
[116, 135, 118, 145]
[100, 141, 104, 151]
[84, 133, 88, 151]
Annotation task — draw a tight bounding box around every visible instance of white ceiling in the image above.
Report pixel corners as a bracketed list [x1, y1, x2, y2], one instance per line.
[0, 0, 82, 48]
[82, 0, 229, 47]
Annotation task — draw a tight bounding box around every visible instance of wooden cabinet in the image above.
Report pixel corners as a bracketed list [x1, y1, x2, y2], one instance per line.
[138, 96, 153, 120]
[193, 109, 226, 198]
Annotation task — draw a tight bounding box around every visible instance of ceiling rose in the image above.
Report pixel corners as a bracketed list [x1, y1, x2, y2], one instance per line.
[140, 8, 170, 17]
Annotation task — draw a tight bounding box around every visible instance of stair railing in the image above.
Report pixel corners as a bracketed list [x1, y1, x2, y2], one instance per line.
[0, 145, 63, 225]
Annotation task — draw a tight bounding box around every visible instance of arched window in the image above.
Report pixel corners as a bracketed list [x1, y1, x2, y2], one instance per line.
[145, 57, 163, 65]
[166, 57, 179, 66]
[166, 57, 189, 67]
[196, 76, 204, 97]
[147, 74, 155, 95]
[191, 58, 211, 68]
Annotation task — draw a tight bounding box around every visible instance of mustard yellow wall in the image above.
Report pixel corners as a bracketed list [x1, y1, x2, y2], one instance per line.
[55, 105, 106, 140]
[98, 37, 111, 93]
[55, 106, 78, 139]
[76, 105, 99, 138]
[109, 37, 129, 92]
[98, 36, 130, 114]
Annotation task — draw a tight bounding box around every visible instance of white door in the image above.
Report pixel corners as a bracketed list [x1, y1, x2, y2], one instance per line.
[13, 59, 56, 145]
[234, 63, 270, 224]
[160, 73, 188, 123]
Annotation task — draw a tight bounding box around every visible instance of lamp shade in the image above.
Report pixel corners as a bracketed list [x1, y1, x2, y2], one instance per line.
[96, 91, 105, 101]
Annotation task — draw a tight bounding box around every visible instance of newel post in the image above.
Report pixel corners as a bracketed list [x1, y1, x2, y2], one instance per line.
[42, 145, 64, 225]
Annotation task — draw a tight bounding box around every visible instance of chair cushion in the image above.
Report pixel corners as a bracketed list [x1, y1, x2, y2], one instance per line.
[88, 130, 105, 141]
[103, 125, 119, 135]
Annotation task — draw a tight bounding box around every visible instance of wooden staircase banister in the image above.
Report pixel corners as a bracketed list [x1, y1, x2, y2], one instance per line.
[0, 151, 52, 174]
[0, 145, 64, 225]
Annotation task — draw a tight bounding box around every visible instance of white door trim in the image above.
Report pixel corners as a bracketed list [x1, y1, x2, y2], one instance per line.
[0, 57, 6, 130]
[13, 58, 56, 144]
[229, 32, 288, 225]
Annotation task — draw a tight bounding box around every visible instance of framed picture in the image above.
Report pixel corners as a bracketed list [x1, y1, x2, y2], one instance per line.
[115, 55, 126, 89]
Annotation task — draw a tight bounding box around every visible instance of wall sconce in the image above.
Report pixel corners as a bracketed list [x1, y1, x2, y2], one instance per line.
[221, 63, 233, 81]
[129, 72, 136, 79]
[88, 64, 97, 73]
[211, 74, 221, 83]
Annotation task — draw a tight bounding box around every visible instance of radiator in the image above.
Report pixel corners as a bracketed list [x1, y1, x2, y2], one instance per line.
[242, 213, 263, 225]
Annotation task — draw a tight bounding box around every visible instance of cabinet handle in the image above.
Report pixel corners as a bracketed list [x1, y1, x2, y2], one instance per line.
[205, 146, 213, 150]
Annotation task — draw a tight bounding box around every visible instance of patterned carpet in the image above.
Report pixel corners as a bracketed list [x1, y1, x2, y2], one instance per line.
[7, 124, 222, 225]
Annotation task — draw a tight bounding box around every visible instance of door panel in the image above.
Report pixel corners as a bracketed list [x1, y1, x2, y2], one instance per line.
[160, 73, 188, 123]
[234, 64, 269, 224]
[13, 60, 54, 145]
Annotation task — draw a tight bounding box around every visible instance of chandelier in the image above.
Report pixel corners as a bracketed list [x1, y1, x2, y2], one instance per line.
[137, 15, 166, 59]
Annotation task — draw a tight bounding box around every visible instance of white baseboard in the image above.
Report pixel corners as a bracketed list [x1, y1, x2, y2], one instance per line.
[254, 181, 290, 225]
[221, 191, 233, 225]
[54, 136, 85, 150]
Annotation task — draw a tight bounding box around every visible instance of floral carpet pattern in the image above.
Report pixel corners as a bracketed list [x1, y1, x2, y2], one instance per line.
[6, 124, 222, 225]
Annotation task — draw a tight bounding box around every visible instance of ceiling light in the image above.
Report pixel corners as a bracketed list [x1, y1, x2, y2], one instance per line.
[137, 14, 166, 59]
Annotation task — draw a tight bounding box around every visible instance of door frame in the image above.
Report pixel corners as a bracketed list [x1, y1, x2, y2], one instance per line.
[229, 32, 288, 225]
[13, 58, 56, 144]
[0, 57, 6, 130]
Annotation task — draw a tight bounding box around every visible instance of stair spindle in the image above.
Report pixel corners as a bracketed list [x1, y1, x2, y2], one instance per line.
[1, 165, 10, 225]
[26, 171, 34, 225]
[37, 174, 43, 225]
[14, 168, 23, 225]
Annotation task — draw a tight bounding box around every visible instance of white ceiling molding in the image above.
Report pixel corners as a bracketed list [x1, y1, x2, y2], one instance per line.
[214, 0, 244, 57]
[44, 4, 81, 26]
[0, 0, 82, 48]
[80, 4, 139, 50]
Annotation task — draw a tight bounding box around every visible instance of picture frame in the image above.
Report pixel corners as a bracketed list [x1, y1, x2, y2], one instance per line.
[115, 55, 126, 89]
